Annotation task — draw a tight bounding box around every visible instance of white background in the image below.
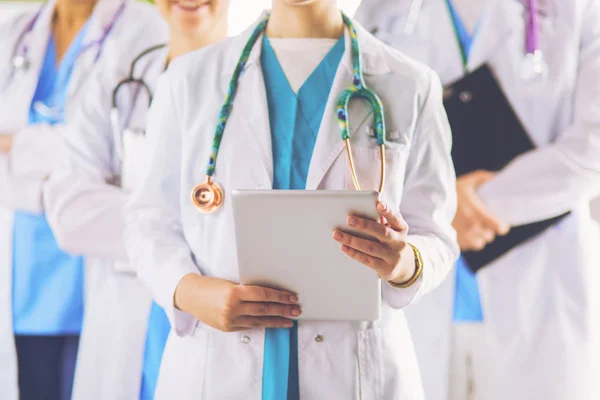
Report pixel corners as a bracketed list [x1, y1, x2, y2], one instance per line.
[0, 1, 363, 28]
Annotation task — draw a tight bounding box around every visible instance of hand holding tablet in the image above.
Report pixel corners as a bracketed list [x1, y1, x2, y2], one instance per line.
[333, 201, 417, 286]
[232, 190, 383, 321]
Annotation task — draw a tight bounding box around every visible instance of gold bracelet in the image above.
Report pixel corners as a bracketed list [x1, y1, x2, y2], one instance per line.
[387, 243, 423, 289]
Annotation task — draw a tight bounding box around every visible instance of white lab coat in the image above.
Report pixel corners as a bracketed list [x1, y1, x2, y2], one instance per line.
[44, 47, 170, 399]
[355, 1, 600, 399]
[124, 15, 459, 400]
[0, 1, 167, 399]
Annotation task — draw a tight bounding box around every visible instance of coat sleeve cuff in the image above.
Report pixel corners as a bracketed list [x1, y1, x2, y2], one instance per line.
[382, 234, 457, 309]
[382, 271, 424, 309]
[155, 263, 201, 338]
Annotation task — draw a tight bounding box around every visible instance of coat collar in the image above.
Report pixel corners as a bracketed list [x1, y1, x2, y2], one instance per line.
[221, 11, 392, 78]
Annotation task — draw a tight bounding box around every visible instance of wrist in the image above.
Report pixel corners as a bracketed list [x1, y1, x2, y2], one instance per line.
[388, 243, 422, 288]
[391, 245, 416, 282]
[174, 272, 204, 312]
[0, 135, 12, 153]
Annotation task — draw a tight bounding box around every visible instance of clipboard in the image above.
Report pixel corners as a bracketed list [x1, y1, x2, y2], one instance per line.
[444, 64, 569, 272]
[231, 190, 381, 321]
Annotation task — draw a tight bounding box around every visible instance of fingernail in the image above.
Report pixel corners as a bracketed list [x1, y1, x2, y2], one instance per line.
[285, 321, 294, 328]
[292, 308, 302, 316]
[348, 217, 358, 226]
[378, 202, 387, 211]
[290, 295, 299, 303]
[333, 231, 343, 240]
[341, 245, 350, 252]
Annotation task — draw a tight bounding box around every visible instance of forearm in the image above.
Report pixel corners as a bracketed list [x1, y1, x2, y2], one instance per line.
[0, 156, 45, 213]
[479, 142, 600, 226]
[44, 176, 130, 260]
[125, 211, 201, 337]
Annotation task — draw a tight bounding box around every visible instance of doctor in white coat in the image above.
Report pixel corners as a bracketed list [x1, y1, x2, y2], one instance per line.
[124, 1, 459, 398]
[44, 1, 229, 399]
[356, 1, 600, 399]
[0, 0, 165, 399]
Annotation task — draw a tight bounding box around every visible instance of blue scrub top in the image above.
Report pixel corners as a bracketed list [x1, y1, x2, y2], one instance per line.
[12, 23, 90, 335]
[446, 0, 485, 322]
[260, 35, 345, 399]
[139, 302, 170, 400]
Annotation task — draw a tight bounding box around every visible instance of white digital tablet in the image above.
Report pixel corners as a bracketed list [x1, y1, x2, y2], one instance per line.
[232, 190, 381, 321]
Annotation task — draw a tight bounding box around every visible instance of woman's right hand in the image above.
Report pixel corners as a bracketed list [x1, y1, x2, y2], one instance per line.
[174, 273, 301, 332]
[0, 135, 12, 153]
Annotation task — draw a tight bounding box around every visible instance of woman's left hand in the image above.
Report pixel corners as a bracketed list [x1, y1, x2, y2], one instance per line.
[333, 201, 416, 284]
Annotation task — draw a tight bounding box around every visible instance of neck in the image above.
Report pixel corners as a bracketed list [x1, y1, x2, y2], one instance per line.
[168, 24, 228, 62]
[54, 0, 96, 28]
[267, 1, 343, 39]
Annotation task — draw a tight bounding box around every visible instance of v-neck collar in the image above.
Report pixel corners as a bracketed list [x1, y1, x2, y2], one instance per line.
[262, 35, 345, 97]
[445, 0, 482, 69]
[260, 34, 345, 190]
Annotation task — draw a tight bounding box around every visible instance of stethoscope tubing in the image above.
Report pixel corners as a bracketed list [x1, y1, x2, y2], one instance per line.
[110, 43, 167, 163]
[405, 0, 542, 56]
[7, 1, 126, 80]
[191, 13, 388, 213]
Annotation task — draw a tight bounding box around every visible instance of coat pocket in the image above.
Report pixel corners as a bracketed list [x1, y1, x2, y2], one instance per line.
[155, 325, 209, 400]
[345, 145, 409, 199]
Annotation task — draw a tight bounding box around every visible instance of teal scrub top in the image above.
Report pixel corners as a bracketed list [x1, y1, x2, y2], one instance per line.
[12, 23, 90, 335]
[260, 34, 345, 399]
[446, 0, 485, 322]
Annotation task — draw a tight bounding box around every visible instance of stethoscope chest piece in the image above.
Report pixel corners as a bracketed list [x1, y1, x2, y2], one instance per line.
[12, 55, 29, 71]
[191, 177, 223, 213]
[521, 50, 548, 81]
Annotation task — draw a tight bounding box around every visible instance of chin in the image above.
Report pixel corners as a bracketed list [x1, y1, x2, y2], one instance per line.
[171, 1, 212, 18]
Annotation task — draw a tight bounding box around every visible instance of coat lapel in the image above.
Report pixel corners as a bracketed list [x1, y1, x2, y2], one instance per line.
[221, 18, 274, 187]
[304, 56, 349, 189]
[467, 0, 525, 70]
[306, 20, 390, 190]
[0, 2, 54, 130]
[67, 0, 126, 101]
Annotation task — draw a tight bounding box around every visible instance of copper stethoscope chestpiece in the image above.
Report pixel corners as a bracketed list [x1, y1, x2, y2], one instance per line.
[191, 178, 223, 213]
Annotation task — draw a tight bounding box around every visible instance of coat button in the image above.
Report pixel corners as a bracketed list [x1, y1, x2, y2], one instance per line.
[241, 335, 251, 344]
[314, 335, 323, 343]
[459, 90, 473, 103]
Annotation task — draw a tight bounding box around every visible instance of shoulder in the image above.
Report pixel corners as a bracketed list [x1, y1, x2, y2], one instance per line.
[122, 0, 164, 22]
[99, 3, 167, 83]
[359, 23, 439, 102]
[114, 1, 167, 45]
[164, 35, 237, 92]
[168, 35, 236, 77]
[384, 44, 437, 90]
[0, 10, 35, 39]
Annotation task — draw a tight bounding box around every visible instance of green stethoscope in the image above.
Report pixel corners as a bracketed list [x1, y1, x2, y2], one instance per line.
[191, 13, 388, 213]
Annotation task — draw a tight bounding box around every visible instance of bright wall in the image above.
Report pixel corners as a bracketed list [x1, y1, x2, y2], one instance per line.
[0, 1, 363, 29]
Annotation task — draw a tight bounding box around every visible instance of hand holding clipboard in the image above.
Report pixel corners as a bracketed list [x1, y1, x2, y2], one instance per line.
[444, 65, 569, 273]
